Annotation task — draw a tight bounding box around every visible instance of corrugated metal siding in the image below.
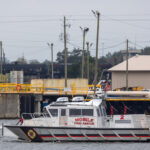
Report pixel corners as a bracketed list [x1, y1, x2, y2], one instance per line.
[112, 71, 150, 90]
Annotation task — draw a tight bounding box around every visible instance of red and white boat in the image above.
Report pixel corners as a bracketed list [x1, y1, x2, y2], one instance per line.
[4, 97, 150, 142]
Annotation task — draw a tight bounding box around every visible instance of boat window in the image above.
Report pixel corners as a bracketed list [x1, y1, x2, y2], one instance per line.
[43, 108, 50, 117]
[61, 109, 66, 116]
[97, 109, 100, 116]
[69, 109, 81, 116]
[82, 109, 93, 116]
[49, 109, 58, 117]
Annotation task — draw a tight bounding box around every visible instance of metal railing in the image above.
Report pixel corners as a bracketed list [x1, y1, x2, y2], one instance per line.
[21, 113, 51, 126]
[0, 83, 98, 95]
[22, 113, 50, 120]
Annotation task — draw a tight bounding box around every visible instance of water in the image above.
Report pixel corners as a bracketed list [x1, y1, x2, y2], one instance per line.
[0, 120, 150, 150]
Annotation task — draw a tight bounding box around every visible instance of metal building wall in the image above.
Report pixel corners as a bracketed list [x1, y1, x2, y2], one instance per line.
[112, 71, 150, 90]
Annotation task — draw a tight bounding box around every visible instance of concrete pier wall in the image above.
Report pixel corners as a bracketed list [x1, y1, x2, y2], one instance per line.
[34, 94, 42, 114]
[0, 93, 42, 118]
[0, 94, 20, 118]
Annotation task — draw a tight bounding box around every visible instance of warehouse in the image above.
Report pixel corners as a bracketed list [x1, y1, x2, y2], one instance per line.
[108, 55, 150, 90]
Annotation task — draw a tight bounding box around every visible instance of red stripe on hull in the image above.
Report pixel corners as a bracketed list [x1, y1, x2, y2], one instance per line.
[55, 136, 69, 138]
[40, 135, 53, 138]
[40, 135, 150, 139]
[87, 136, 101, 137]
[120, 136, 134, 137]
[103, 136, 118, 137]
[136, 135, 150, 137]
[71, 136, 85, 137]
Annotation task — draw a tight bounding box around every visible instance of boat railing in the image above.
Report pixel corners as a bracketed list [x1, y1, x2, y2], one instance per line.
[21, 113, 51, 126]
[21, 112, 50, 120]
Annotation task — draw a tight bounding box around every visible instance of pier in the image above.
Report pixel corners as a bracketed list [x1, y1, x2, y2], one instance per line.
[0, 83, 94, 118]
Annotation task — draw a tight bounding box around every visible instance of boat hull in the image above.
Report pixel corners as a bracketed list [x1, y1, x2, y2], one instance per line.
[5, 125, 150, 142]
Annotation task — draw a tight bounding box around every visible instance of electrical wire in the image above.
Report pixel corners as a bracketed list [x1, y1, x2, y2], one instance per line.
[102, 15, 150, 30]
[129, 41, 145, 49]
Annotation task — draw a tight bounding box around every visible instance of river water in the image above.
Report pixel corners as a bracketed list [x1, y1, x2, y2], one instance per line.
[0, 119, 150, 150]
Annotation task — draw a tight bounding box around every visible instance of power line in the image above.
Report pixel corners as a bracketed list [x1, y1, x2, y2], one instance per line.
[102, 41, 125, 50]
[129, 41, 145, 49]
[67, 41, 125, 51]
[1, 16, 150, 24]
[0, 19, 61, 24]
[102, 15, 150, 30]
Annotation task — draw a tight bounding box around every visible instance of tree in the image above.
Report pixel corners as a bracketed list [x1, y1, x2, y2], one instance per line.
[16, 56, 27, 64]
[29, 59, 40, 64]
[42, 59, 50, 65]
[142, 47, 150, 55]
[68, 48, 82, 63]
[56, 48, 94, 81]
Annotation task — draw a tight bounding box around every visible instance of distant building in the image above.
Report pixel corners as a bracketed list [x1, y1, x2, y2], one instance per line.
[10, 71, 23, 84]
[108, 55, 150, 90]
[121, 49, 142, 60]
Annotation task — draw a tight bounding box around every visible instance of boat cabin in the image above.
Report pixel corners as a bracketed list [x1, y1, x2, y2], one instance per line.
[22, 97, 108, 128]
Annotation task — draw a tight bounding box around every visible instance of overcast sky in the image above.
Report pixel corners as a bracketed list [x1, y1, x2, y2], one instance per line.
[0, 0, 150, 62]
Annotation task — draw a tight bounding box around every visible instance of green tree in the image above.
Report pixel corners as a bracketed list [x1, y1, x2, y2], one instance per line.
[142, 47, 150, 55]
[29, 59, 40, 64]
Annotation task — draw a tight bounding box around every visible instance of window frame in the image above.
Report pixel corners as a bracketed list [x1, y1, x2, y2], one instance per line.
[69, 109, 81, 116]
[69, 108, 94, 117]
[49, 109, 58, 117]
[61, 109, 66, 116]
[82, 109, 93, 116]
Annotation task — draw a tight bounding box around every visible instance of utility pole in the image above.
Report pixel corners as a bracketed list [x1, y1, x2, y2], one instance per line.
[0, 41, 2, 74]
[2, 49, 5, 65]
[51, 43, 54, 79]
[47, 43, 54, 78]
[92, 11, 100, 87]
[126, 39, 129, 91]
[102, 42, 104, 57]
[86, 42, 89, 83]
[80, 27, 89, 78]
[82, 30, 85, 79]
[64, 16, 67, 88]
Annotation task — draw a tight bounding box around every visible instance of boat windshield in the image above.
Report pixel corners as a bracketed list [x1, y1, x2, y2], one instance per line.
[49, 109, 58, 117]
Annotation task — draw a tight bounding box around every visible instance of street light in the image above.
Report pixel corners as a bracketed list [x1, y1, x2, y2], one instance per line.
[80, 27, 89, 78]
[91, 10, 100, 97]
[86, 42, 93, 84]
[47, 43, 54, 79]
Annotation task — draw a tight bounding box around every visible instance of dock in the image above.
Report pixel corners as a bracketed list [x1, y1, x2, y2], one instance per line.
[0, 83, 94, 118]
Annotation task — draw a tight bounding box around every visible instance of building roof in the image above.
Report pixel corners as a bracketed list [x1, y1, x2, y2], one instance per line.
[109, 55, 150, 71]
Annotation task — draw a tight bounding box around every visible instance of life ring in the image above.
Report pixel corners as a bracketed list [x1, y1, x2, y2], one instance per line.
[16, 84, 22, 91]
[27, 129, 36, 139]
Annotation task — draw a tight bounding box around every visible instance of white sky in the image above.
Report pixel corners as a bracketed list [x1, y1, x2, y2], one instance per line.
[0, 0, 150, 62]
